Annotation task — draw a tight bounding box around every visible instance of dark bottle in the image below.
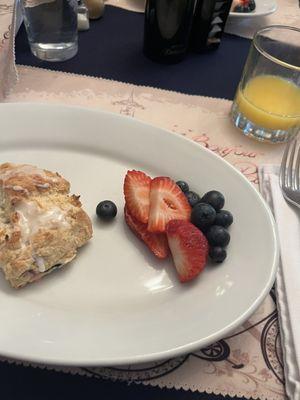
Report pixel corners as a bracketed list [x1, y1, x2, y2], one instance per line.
[143, 0, 197, 63]
[190, 0, 233, 52]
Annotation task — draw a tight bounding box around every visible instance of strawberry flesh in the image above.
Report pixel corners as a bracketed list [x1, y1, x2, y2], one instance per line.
[148, 177, 191, 233]
[124, 170, 151, 223]
[124, 206, 169, 259]
[166, 219, 208, 283]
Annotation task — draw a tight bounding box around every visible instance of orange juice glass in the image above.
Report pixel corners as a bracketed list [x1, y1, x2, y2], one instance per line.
[231, 26, 300, 143]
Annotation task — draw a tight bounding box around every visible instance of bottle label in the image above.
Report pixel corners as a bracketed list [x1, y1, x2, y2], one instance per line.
[164, 44, 186, 56]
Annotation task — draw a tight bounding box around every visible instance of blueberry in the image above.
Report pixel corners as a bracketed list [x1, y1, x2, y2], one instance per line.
[249, 0, 256, 11]
[206, 225, 230, 247]
[201, 190, 225, 211]
[96, 200, 117, 220]
[233, 5, 245, 12]
[233, 4, 250, 12]
[214, 210, 233, 228]
[185, 191, 201, 207]
[176, 180, 189, 193]
[209, 247, 227, 263]
[191, 203, 216, 231]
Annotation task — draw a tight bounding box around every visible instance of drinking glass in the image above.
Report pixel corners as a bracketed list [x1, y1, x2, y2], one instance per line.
[230, 25, 300, 143]
[22, 0, 78, 62]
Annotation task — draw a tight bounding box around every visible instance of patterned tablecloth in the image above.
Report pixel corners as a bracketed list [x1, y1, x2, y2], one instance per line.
[3, 65, 286, 400]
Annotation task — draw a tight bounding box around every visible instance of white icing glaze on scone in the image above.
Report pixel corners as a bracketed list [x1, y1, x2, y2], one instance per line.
[15, 201, 69, 245]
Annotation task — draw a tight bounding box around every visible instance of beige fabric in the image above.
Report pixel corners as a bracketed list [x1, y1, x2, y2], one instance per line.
[0, 0, 18, 100]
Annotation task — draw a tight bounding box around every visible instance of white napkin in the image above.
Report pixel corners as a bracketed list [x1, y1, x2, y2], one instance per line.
[259, 165, 300, 400]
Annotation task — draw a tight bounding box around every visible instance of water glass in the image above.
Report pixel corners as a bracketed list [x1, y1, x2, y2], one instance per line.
[230, 25, 300, 143]
[22, 0, 78, 62]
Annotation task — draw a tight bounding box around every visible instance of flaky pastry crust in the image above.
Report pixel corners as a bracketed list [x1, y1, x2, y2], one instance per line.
[0, 163, 92, 288]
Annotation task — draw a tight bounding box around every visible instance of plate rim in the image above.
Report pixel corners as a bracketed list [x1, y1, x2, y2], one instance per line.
[0, 103, 279, 366]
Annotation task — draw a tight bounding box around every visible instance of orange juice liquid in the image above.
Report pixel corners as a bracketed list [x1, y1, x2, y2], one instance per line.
[236, 75, 300, 130]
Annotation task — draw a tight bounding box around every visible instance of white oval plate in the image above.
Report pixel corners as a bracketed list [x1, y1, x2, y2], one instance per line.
[0, 103, 278, 366]
[230, 0, 277, 18]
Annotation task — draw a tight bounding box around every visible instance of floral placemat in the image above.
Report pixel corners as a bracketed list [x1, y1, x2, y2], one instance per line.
[2, 65, 286, 400]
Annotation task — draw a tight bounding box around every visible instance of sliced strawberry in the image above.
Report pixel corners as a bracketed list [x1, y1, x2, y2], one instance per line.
[124, 207, 169, 259]
[147, 177, 191, 233]
[124, 170, 151, 223]
[166, 219, 208, 283]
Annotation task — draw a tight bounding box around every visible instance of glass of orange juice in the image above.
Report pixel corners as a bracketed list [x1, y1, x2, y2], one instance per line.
[230, 25, 300, 143]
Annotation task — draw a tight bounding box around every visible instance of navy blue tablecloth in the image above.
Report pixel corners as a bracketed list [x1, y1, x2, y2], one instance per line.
[15, 5, 251, 100]
[7, 6, 257, 400]
[1, 361, 254, 400]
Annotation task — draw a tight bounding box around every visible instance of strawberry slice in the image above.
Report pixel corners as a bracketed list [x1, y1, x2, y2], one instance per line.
[166, 220, 208, 283]
[124, 170, 151, 223]
[147, 177, 191, 233]
[124, 207, 169, 259]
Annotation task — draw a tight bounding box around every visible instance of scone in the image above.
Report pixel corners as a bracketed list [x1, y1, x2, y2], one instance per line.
[0, 163, 93, 288]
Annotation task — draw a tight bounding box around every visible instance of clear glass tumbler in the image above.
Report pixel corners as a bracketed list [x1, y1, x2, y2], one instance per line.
[22, 0, 78, 62]
[230, 25, 300, 143]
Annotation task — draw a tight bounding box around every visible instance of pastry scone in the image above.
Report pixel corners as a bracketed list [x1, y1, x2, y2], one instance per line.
[0, 163, 93, 288]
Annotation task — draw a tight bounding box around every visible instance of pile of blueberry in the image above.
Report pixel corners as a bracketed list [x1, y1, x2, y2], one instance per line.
[176, 181, 233, 263]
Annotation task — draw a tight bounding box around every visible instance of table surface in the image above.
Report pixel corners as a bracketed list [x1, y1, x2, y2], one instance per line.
[7, 5, 257, 400]
[15, 6, 251, 100]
